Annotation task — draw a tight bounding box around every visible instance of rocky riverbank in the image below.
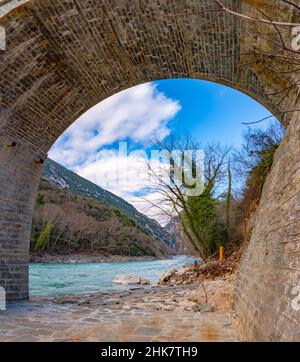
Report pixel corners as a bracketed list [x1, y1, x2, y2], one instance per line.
[1, 254, 241, 342]
[158, 248, 242, 286]
[1, 281, 237, 341]
[30, 253, 167, 264]
[32, 250, 239, 317]
[39, 275, 236, 315]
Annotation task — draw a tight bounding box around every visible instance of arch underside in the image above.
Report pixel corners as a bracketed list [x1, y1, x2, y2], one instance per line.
[0, 0, 299, 341]
[0, 0, 298, 154]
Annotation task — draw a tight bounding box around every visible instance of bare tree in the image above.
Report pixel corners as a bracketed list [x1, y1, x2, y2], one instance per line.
[141, 137, 230, 259]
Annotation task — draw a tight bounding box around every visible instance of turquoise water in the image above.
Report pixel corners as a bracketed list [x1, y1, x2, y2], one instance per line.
[29, 256, 197, 297]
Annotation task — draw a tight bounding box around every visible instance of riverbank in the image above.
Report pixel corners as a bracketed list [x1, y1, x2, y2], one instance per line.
[37, 273, 236, 315]
[30, 253, 174, 264]
[157, 247, 242, 286]
[29, 255, 198, 296]
[1, 255, 240, 341]
[0, 281, 237, 342]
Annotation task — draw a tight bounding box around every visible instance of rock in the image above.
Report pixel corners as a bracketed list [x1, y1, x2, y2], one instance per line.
[163, 305, 175, 311]
[157, 269, 176, 284]
[105, 298, 121, 305]
[193, 303, 213, 313]
[187, 277, 235, 312]
[187, 286, 208, 305]
[150, 297, 165, 303]
[150, 305, 162, 311]
[135, 298, 145, 303]
[140, 278, 150, 285]
[177, 267, 187, 276]
[198, 261, 220, 273]
[122, 305, 133, 311]
[157, 250, 242, 287]
[112, 274, 141, 285]
[112, 275, 150, 286]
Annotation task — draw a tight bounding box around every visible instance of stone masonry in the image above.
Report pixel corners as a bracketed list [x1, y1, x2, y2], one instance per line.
[0, 0, 299, 340]
[235, 111, 300, 341]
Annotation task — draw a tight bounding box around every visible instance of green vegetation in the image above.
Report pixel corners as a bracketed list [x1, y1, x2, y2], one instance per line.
[187, 191, 227, 256]
[31, 180, 173, 258]
[33, 222, 53, 251]
[231, 123, 284, 243]
[147, 139, 231, 260]
[35, 192, 44, 207]
[241, 124, 283, 206]
[33, 124, 283, 261]
[149, 123, 284, 259]
[43, 158, 175, 249]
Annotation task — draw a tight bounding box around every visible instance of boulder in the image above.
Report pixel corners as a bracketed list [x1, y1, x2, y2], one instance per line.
[140, 278, 150, 285]
[112, 274, 141, 285]
[112, 275, 150, 286]
[187, 276, 234, 312]
[176, 267, 187, 276]
[157, 269, 176, 284]
[192, 303, 214, 313]
[198, 261, 220, 273]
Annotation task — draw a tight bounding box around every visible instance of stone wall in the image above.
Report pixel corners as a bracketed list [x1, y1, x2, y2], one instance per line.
[235, 112, 300, 341]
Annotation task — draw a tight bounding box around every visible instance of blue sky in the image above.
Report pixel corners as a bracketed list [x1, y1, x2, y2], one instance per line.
[155, 79, 272, 147]
[49, 79, 276, 223]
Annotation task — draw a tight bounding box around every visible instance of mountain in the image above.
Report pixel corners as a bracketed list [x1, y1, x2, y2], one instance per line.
[42, 158, 176, 249]
[31, 179, 174, 258]
[165, 216, 193, 255]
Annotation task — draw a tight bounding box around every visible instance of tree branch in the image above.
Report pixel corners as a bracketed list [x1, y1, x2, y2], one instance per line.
[213, 0, 300, 27]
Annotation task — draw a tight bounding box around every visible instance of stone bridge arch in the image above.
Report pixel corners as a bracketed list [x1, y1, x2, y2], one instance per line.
[0, 0, 299, 340]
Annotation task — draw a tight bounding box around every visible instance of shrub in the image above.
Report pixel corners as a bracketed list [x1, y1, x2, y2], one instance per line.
[34, 222, 53, 251]
[35, 192, 44, 207]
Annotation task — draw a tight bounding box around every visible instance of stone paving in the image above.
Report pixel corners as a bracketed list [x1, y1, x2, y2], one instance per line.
[0, 285, 237, 342]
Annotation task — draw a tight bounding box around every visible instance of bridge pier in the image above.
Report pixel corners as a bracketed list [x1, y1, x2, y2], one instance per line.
[0, 133, 43, 301]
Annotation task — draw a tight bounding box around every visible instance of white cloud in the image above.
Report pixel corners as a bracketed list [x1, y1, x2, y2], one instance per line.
[76, 152, 150, 198]
[127, 192, 175, 226]
[49, 82, 181, 169]
[74, 152, 173, 225]
[49, 82, 181, 225]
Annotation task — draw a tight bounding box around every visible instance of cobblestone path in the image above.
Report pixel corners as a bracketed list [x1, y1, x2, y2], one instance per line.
[0, 285, 237, 342]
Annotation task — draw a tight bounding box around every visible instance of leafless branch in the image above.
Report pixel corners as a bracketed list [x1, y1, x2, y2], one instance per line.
[242, 108, 300, 125]
[213, 0, 300, 27]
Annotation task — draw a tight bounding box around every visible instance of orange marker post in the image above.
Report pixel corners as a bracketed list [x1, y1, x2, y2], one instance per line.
[219, 245, 224, 263]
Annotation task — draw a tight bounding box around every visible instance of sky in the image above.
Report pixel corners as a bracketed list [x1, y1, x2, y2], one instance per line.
[49, 79, 276, 225]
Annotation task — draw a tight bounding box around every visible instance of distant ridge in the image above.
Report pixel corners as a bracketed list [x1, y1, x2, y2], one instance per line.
[42, 158, 176, 249]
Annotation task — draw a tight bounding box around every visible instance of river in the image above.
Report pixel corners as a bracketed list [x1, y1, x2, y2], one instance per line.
[29, 255, 197, 296]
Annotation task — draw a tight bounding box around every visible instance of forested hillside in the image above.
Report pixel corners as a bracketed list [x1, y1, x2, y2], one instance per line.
[31, 180, 175, 258]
